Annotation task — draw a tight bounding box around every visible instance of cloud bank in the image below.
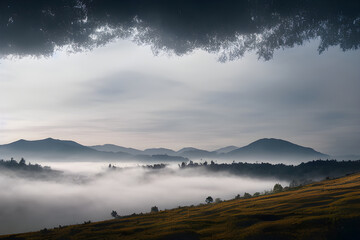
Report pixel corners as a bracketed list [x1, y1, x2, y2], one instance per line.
[0, 162, 285, 234]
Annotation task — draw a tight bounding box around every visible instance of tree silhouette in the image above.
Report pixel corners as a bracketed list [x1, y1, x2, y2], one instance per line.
[243, 192, 252, 199]
[111, 210, 119, 218]
[1, 1, 359, 61]
[151, 206, 159, 213]
[205, 196, 213, 204]
[253, 192, 260, 197]
[19, 158, 26, 165]
[273, 183, 283, 193]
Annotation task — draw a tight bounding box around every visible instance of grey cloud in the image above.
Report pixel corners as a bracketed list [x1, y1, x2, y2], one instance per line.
[77, 71, 184, 104]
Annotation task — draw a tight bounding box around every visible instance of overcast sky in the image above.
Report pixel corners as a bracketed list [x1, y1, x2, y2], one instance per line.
[0, 38, 359, 156]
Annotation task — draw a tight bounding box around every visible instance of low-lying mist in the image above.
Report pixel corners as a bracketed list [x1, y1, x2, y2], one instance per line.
[0, 160, 287, 235]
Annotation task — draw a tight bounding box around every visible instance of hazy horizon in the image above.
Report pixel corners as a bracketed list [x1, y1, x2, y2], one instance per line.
[0, 136, 328, 152]
[1, 136, 359, 160]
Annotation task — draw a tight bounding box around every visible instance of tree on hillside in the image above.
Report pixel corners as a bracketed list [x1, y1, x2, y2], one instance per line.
[205, 196, 213, 204]
[19, 158, 26, 165]
[243, 192, 252, 199]
[289, 180, 299, 188]
[253, 192, 260, 197]
[151, 206, 159, 213]
[111, 210, 119, 218]
[273, 183, 283, 193]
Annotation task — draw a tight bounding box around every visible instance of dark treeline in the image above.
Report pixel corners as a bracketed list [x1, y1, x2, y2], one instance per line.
[0, 158, 61, 179]
[0, 158, 50, 171]
[108, 163, 167, 170]
[142, 163, 167, 170]
[179, 160, 360, 181]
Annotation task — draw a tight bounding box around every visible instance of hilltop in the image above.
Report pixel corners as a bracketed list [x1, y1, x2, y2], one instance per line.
[226, 138, 328, 161]
[3, 172, 359, 240]
[0, 138, 187, 162]
[0, 138, 104, 159]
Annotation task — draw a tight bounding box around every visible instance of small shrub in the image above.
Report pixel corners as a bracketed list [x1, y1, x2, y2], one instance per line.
[111, 210, 120, 218]
[253, 192, 260, 197]
[151, 206, 159, 213]
[273, 183, 283, 193]
[243, 192, 252, 198]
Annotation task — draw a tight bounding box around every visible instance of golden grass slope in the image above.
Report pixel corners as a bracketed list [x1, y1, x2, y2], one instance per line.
[1, 173, 360, 240]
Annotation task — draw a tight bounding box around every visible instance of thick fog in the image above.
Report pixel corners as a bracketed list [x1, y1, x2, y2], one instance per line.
[0, 161, 287, 235]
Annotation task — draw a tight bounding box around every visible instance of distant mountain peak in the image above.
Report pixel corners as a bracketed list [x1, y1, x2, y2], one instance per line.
[252, 138, 292, 144]
[214, 145, 238, 154]
[177, 147, 200, 153]
[227, 138, 327, 160]
[143, 148, 176, 156]
[0, 138, 98, 159]
[145, 147, 174, 151]
[247, 138, 316, 150]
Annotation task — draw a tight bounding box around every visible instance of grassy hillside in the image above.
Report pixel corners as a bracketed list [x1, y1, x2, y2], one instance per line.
[2, 173, 360, 240]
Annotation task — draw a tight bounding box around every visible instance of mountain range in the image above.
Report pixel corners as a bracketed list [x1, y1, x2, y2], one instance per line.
[0, 138, 330, 162]
[91, 138, 329, 161]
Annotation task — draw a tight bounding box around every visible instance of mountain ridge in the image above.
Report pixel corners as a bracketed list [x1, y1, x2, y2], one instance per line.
[90, 144, 143, 155]
[0, 138, 188, 162]
[214, 145, 238, 154]
[227, 138, 328, 160]
[0, 137, 329, 162]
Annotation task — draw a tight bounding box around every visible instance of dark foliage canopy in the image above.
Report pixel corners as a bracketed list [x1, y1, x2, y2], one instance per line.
[180, 159, 360, 181]
[1, 0, 359, 60]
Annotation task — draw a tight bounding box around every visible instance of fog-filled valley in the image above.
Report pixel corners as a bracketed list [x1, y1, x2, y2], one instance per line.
[0, 138, 359, 235]
[0, 159, 288, 235]
[2, 152, 360, 235]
